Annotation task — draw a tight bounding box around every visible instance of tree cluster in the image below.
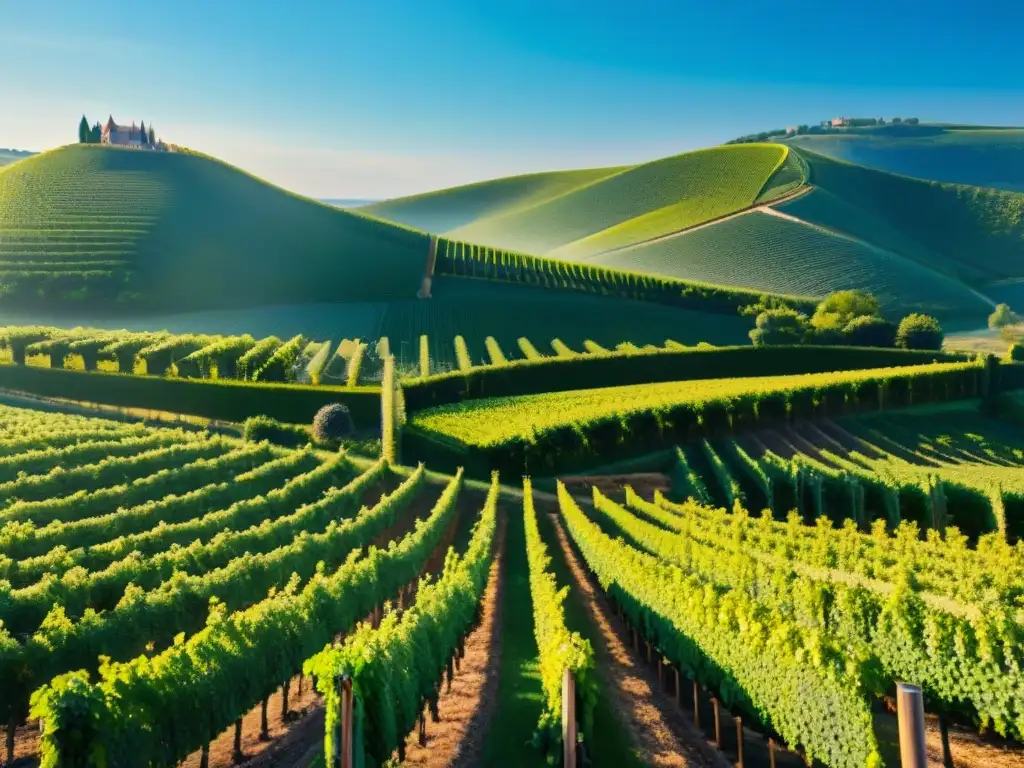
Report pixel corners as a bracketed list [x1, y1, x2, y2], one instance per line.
[78, 116, 102, 144]
[747, 290, 944, 351]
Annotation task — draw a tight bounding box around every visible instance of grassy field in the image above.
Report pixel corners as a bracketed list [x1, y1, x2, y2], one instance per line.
[785, 124, 1024, 191]
[0, 145, 429, 310]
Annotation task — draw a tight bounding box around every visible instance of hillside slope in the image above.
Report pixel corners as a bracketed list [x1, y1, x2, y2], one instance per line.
[368, 144, 793, 257]
[780, 149, 1024, 282]
[784, 124, 1024, 191]
[0, 145, 430, 310]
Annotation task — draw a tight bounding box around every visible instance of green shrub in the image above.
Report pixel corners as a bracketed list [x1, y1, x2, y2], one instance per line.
[844, 316, 897, 348]
[749, 309, 810, 347]
[1009, 344, 1024, 362]
[312, 403, 355, 443]
[812, 290, 880, 330]
[989, 303, 1021, 329]
[242, 415, 310, 448]
[896, 313, 944, 351]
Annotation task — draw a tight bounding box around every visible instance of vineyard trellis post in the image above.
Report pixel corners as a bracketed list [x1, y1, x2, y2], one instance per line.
[896, 682, 926, 768]
[562, 667, 577, 768]
[333, 674, 354, 768]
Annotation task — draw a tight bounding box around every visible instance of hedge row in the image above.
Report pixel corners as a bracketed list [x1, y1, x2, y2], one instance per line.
[404, 361, 1013, 478]
[0, 364, 381, 428]
[402, 345, 969, 411]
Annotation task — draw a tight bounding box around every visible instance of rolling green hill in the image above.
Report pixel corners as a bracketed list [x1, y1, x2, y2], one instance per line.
[780, 150, 1024, 282]
[367, 144, 792, 256]
[784, 124, 1024, 191]
[367, 134, 1024, 323]
[0, 145, 430, 310]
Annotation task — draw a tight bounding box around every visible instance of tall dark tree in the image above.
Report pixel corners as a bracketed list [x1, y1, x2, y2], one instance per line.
[148, 124, 156, 145]
[140, 120, 148, 144]
[78, 115, 90, 144]
[90, 122, 102, 143]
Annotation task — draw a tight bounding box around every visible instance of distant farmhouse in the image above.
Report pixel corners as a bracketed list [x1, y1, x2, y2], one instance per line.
[79, 114, 171, 150]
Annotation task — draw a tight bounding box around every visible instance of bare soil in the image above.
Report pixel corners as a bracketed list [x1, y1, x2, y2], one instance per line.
[179, 675, 322, 768]
[401, 517, 505, 767]
[559, 473, 671, 504]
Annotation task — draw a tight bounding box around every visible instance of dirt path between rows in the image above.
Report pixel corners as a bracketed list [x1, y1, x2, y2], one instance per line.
[402, 517, 506, 767]
[546, 511, 727, 768]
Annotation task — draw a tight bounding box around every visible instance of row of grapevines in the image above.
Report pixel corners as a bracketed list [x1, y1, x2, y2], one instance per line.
[29, 467, 466, 767]
[668, 446, 712, 504]
[236, 335, 282, 379]
[606, 488, 1024, 742]
[1, 450, 343, 586]
[0, 444, 280, 557]
[0, 432, 186, 484]
[306, 471, 498, 767]
[179, 334, 257, 378]
[558, 483, 880, 768]
[639, 487, 1024, 619]
[0, 438, 233, 510]
[0, 422, 154, 457]
[1, 461, 422, 729]
[0, 457, 385, 636]
[523, 478, 595, 756]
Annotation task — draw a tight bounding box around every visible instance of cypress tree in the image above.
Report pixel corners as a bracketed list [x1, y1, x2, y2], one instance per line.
[140, 121, 148, 144]
[78, 115, 90, 143]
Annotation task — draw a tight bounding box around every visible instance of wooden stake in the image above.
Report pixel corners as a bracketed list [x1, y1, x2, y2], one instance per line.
[562, 668, 577, 768]
[419, 707, 427, 747]
[735, 717, 744, 768]
[233, 718, 244, 764]
[646, 640, 652, 665]
[712, 697, 721, 747]
[938, 712, 954, 768]
[657, 659, 664, 689]
[632, 627, 638, 651]
[200, 743, 210, 768]
[896, 682, 927, 768]
[5, 716, 14, 768]
[260, 697, 270, 741]
[446, 656, 454, 693]
[281, 678, 291, 723]
[673, 668, 681, 708]
[769, 738, 777, 768]
[693, 680, 701, 729]
[339, 676, 354, 768]
[298, 674, 304, 696]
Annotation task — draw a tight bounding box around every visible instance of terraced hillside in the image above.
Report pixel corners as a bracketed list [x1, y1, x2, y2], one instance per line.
[785, 124, 1024, 191]
[367, 144, 792, 256]
[0, 145, 429, 310]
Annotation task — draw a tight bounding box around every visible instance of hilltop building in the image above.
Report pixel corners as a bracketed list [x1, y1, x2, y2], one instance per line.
[100, 116, 166, 149]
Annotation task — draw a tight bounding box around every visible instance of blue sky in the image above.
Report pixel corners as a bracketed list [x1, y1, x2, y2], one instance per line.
[3, 0, 1023, 199]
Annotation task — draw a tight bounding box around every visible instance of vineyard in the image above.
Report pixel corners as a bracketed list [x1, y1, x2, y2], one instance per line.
[2, 385, 1022, 768]
[3, 124, 1024, 768]
[0, 145, 429, 310]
